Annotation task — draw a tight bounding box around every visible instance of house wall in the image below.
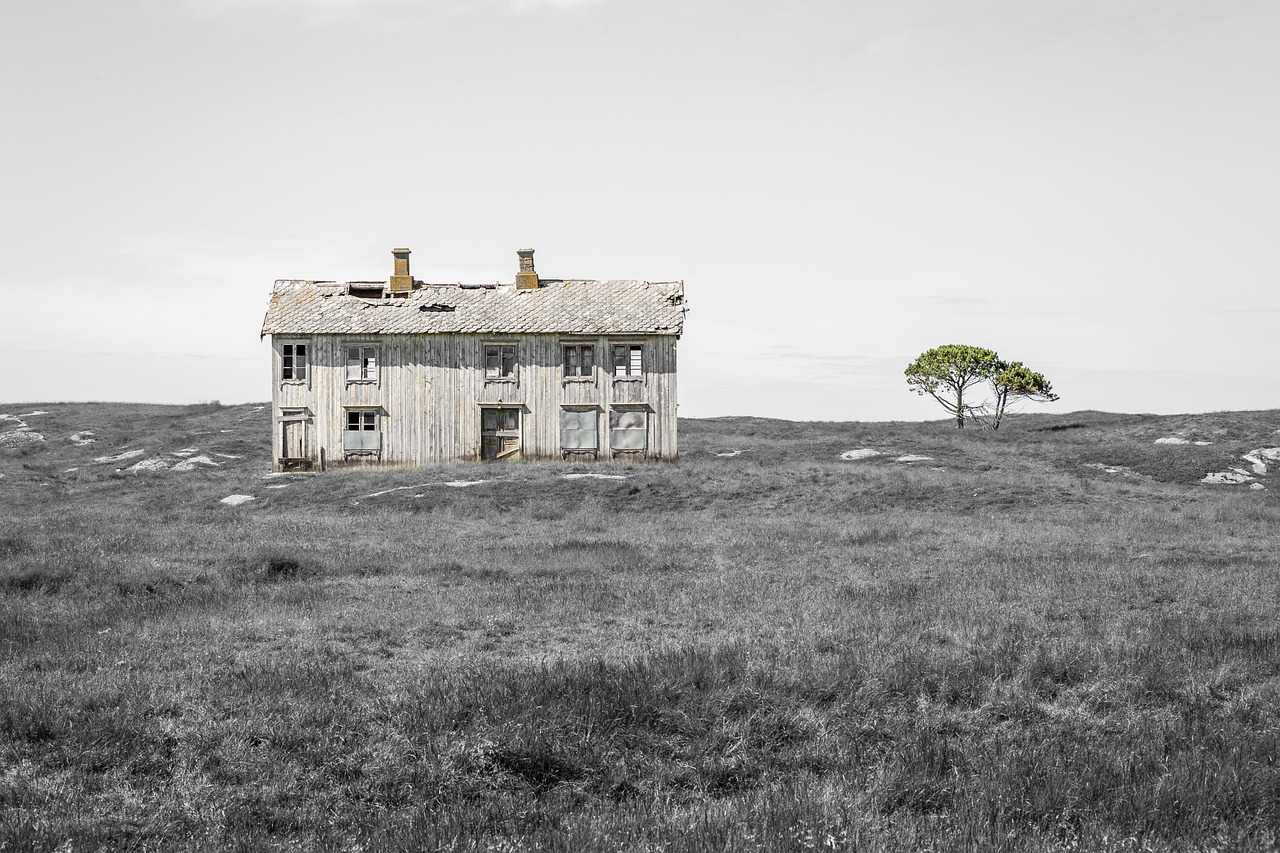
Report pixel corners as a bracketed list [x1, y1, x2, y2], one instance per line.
[269, 333, 678, 468]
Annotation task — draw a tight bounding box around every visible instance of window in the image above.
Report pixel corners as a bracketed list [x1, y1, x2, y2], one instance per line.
[281, 343, 307, 381]
[481, 407, 521, 460]
[563, 344, 595, 379]
[612, 344, 643, 377]
[610, 409, 647, 453]
[560, 408, 599, 453]
[343, 409, 380, 452]
[346, 346, 378, 382]
[485, 344, 517, 381]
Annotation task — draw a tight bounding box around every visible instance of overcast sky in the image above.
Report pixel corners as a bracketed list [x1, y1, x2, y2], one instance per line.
[2, 0, 1276, 420]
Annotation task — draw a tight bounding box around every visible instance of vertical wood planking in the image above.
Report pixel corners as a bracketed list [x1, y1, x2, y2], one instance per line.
[269, 331, 679, 467]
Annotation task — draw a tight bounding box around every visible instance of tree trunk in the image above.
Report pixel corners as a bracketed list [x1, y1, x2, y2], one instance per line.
[991, 389, 1006, 431]
[956, 386, 965, 428]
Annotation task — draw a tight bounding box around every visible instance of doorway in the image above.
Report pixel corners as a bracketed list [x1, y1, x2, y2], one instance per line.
[481, 407, 521, 460]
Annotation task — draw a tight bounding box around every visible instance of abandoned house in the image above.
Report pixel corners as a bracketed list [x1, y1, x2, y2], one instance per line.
[259, 248, 685, 470]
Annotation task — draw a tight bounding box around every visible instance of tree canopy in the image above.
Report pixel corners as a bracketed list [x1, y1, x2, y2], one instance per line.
[983, 361, 1058, 430]
[904, 345, 1058, 429]
[904, 345, 1002, 429]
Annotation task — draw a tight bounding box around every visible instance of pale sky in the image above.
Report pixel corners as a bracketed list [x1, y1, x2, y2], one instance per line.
[2, 0, 1276, 420]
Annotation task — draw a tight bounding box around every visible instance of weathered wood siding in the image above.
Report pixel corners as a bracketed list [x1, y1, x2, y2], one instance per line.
[270, 333, 678, 469]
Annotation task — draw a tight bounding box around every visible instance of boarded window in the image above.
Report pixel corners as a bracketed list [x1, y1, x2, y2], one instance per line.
[481, 407, 520, 459]
[281, 344, 307, 381]
[485, 344, 517, 380]
[346, 346, 378, 382]
[560, 408, 599, 451]
[343, 410, 380, 452]
[609, 409, 647, 452]
[612, 344, 643, 377]
[563, 344, 594, 379]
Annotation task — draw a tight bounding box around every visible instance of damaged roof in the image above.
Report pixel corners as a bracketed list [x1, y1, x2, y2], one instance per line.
[261, 279, 686, 337]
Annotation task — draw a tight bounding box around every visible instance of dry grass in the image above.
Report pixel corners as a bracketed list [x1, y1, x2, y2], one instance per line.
[1, 403, 1278, 851]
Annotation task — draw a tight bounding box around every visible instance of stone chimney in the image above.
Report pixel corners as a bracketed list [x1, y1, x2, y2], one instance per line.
[515, 248, 539, 290]
[389, 248, 413, 293]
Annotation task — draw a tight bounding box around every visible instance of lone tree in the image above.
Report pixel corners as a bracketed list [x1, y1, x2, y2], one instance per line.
[904, 344, 1002, 429]
[905, 345, 1059, 429]
[981, 361, 1058, 430]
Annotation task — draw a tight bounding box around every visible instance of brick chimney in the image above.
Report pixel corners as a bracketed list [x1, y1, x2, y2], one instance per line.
[515, 248, 539, 290]
[389, 248, 413, 293]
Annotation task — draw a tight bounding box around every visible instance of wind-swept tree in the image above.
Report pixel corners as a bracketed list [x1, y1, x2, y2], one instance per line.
[904, 345, 1002, 429]
[980, 361, 1059, 430]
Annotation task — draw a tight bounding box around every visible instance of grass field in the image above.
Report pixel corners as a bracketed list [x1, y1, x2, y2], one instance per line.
[2, 402, 1279, 851]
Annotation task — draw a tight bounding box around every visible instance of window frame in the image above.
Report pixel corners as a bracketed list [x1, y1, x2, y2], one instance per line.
[611, 343, 645, 380]
[562, 342, 596, 382]
[344, 343, 379, 384]
[560, 406, 600, 458]
[280, 340, 309, 384]
[483, 342, 519, 383]
[609, 406, 649, 456]
[342, 407, 381, 454]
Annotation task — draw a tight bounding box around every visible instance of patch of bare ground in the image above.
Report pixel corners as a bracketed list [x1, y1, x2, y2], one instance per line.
[1, 405, 1278, 850]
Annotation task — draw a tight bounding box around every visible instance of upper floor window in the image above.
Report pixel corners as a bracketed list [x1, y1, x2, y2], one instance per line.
[485, 344, 517, 381]
[281, 343, 307, 381]
[346, 345, 378, 382]
[563, 344, 594, 379]
[612, 344, 643, 378]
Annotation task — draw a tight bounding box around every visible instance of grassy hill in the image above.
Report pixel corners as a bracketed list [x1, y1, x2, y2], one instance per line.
[2, 403, 1279, 851]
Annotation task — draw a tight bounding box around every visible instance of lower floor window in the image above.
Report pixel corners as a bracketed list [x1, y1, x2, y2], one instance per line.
[343, 409, 380, 452]
[560, 408, 599, 452]
[609, 409, 647, 453]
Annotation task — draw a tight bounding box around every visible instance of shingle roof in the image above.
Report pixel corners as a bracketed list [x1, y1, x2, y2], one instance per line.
[261, 279, 686, 337]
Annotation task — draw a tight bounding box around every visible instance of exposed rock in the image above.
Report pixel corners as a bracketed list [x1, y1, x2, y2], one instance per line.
[125, 458, 169, 472]
[0, 431, 44, 447]
[95, 449, 145, 463]
[172, 455, 220, 472]
[1202, 471, 1255, 485]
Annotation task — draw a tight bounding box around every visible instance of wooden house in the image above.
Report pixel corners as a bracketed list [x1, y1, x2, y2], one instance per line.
[260, 248, 685, 470]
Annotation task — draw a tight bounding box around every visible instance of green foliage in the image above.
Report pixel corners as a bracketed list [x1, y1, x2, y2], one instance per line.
[993, 362, 1056, 399]
[985, 361, 1060, 430]
[904, 344, 1002, 428]
[905, 345, 1059, 429]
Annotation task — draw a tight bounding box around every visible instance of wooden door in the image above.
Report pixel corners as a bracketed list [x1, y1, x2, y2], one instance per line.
[481, 408, 520, 460]
[282, 419, 307, 460]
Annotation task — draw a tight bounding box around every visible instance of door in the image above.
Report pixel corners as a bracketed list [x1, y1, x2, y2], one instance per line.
[282, 419, 307, 460]
[481, 407, 521, 460]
